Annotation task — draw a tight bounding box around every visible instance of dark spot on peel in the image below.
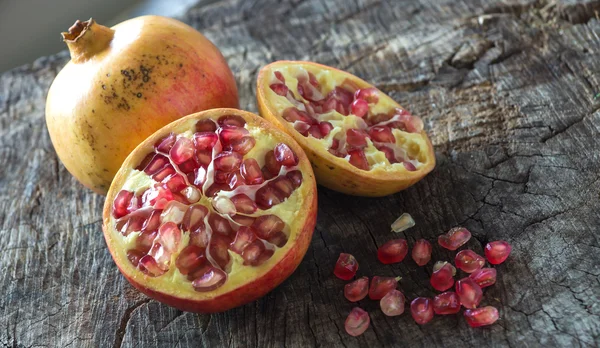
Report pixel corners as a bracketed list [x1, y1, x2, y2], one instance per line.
[137, 93, 142, 98]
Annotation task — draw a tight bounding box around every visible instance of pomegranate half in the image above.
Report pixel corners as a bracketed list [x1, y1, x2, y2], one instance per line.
[102, 109, 317, 313]
[46, 16, 239, 194]
[256, 61, 435, 196]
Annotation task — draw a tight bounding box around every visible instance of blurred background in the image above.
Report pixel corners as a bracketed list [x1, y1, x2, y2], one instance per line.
[0, 0, 199, 73]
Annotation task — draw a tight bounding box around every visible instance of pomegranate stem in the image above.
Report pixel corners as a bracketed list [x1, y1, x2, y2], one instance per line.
[62, 18, 115, 63]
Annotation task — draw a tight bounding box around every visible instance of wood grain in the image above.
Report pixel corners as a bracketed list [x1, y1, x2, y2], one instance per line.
[1, 0, 600, 347]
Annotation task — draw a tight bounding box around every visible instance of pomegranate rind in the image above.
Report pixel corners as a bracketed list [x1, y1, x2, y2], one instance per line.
[102, 109, 317, 313]
[256, 61, 435, 197]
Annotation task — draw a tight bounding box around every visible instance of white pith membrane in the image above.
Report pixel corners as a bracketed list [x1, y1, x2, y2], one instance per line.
[107, 115, 309, 297]
[264, 64, 431, 172]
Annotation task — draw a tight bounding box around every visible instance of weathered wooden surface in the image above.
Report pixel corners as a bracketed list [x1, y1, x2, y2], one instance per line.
[2, 0, 600, 346]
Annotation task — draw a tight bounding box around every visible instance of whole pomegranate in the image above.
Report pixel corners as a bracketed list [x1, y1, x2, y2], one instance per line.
[102, 108, 317, 313]
[46, 16, 239, 194]
[256, 61, 435, 196]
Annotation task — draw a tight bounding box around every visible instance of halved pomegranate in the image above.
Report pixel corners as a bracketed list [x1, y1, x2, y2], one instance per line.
[102, 109, 317, 313]
[256, 61, 435, 196]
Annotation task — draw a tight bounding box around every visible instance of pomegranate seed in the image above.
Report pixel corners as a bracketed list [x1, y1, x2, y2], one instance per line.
[340, 78, 361, 93]
[286, 170, 303, 188]
[455, 278, 483, 309]
[377, 239, 408, 264]
[274, 71, 285, 82]
[178, 159, 198, 174]
[214, 151, 243, 172]
[350, 99, 369, 118]
[264, 150, 282, 176]
[155, 133, 177, 153]
[195, 119, 217, 132]
[208, 213, 234, 237]
[136, 230, 157, 253]
[410, 297, 434, 325]
[189, 225, 209, 248]
[232, 214, 256, 226]
[175, 245, 206, 275]
[169, 137, 194, 164]
[212, 196, 237, 216]
[319, 121, 334, 137]
[116, 213, 146, 236]
[348, 149, 369, 170]
[267, 231, 288, 247]
[355, 87, 379, 104]
[464, 306, 499, 328]
[400, 113, 424, 133]
[433, 261, 457, 275]
[430, 262, 455, 291]
[369, 276, 400, 300]
[334, 253, 359, 280]
[307, 71, 319, 87]
[344, 308, 370, 337]
[230, 194, 257, 214]
[274, 143, 298, 166]
[294, 121, 311, 136]
[227, 171, 244, 190]
[191, 167, 207, 187]
[346, 129, 369, 148]
[282, 107, 314, 124]
[193, 132, 219, 151]
[368, 126, 395, 143]
[390, 213, 415, 232]
[271, 177, 295, 198]
[157, 222, 181, 253]
[229, 136, 256, 155]
[380, 289, 406, 316]
[240, 158, 264, 185]
[469, 268, 497, 288]
[455, 250, 485, 273]
[181, 205, 208, 232]
[242, 240, 267, 265]
[375, 145, 396, 163]
[194, 150, 212, 168]
[208, 234, 231, 269]
[485, 240, 512, 264]
[214, 170, 232, 184]
[433, 291, 461, 315]
[181, 186, 201, 203]
[160, 201, 187, 225]
[344, 276, 369, 302]
[412, 239, 432, 266]
[230, 226, 257, 253]
[142, 185, 174, 209]
[218, 114, 246, 127]
[141, 209, 162, 233]
[403, 162, 417, 171]
[252, 215, 285, 239]
[112, 190, 134, 218]
[136, 153, 154, 171]
[218, 125, 249, 145]
[307, 125, 324, 139]
[152, 164, 175, 182]
[368, 113, 393, 126]
[127, 249, 145, 267]
[205, 183, 230, 197]
[438, 227, 471, 250]
[164, 174, 187, 192]
[192, 266, 227, 291]
[328, 87, 354, 114]
[270, 83, 288, 96]
[255, 185, 284, 209]
[139, 255, 167, 277]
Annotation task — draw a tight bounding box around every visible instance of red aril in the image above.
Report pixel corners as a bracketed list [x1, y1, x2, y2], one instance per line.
[432, 291, 461, 315]
[377, 239, 408, 264]
[455, 278, 483, 309]
[411, 239, 432, 266]
[464, 306, 499, 328]
[485, 241, 512, 264]
[455, 250, 485, 273]
[380, 289, 405, 316]
[350, 99, 369, 118]
[334, 253, 358, 280]
[438, 227, 471, 250]
[344, 276, 369, 302]
[469, 268, 497, 288]
[410, 297, 434, 325]
[102, 109, 317, 313]
[345, 307, 370, 337]
[368, 276, 401, 300]
[368, 126, 395, 143]
[430, 262, 455, 291]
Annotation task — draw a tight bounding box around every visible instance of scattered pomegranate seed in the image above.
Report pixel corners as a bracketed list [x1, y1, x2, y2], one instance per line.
[464, 306, 499, 327]
[350, 99, 369, 118]
[469, 268, 497, 288]
[432, 291, 461, 315]
[170, 137, 194, 164]
[410, 297, 434, 325]
[430, 262, 455, 291]
[368, 276, 400, 300]
[192, 267, 227, 292]
[344, 307, 370, 337]
[433, 261, 457, 275]
[390, 213, 415, 232]
[344, 276, 369, 302]
[455, 250, 485, 273]
[274, 143, 298, 166]
[334, 253, 359, 280]
[412, 239, 432, 266]
[484, 241, 512, 264]
[455, 278, 483, 309]
[438, 227, 471, 250]
[380, 289, 405, 316]
[377, 239, 408, 264]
